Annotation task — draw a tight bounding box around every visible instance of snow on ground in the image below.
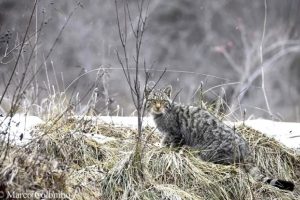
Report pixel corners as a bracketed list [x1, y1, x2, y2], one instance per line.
[1, 115, 299, 150]
[0, 114, 44, 145]
[74, 132, 116, 144]
[97, 116, 300, 150]
[94, 116, 155, 128]
[227, 120, 300, 149]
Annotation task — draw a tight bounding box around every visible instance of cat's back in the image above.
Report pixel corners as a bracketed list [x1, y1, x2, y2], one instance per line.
[174, 104, 249, 158]
[173, 104, 224, 133]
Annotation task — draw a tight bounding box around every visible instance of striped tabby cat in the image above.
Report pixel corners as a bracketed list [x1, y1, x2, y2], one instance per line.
[145, 85, 294, 191]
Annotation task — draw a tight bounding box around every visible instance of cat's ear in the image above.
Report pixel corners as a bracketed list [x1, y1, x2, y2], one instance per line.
[163, 85, 172, 98]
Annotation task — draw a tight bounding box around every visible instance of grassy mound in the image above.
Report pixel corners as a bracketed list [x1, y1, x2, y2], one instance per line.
[100, 123, 300, 200]
[0, 117, 299, 199]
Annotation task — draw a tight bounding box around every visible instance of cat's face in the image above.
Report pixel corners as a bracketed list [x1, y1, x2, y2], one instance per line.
[145, 86, 172, 115]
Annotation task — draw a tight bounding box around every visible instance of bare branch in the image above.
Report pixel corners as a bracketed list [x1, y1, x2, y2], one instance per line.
[114, 0, 165, 177]
[126, 0, 137, 38]
[260, 0, 268, 63]
[221, 49, 242, 74]
[0, 0, 38, 106]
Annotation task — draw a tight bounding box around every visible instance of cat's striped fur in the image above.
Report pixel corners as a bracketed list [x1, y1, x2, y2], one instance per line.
[145, 85, 295, 191]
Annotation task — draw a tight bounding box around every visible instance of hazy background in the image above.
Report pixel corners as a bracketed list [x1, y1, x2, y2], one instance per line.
[1, 0, 300, 121]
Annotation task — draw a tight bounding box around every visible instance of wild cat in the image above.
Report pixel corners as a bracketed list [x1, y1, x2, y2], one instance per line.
[145, 85, 295, 191]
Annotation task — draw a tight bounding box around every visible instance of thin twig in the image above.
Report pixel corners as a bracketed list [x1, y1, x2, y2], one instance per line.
[260, 0, 272, 117]
[0, 0, 38, 106]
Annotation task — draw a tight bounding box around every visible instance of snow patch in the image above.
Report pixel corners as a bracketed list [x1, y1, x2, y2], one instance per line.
[0, 114, 44, 146]
[229, 119, 300, 149]
[74, 132, 116, 144]
[97, 116, 300, 150]
[1, 114, 299, 150]
[96, 116, 155, 127]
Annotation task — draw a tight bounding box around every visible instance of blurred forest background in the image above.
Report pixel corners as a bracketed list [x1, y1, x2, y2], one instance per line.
[0, 0, 300, 121]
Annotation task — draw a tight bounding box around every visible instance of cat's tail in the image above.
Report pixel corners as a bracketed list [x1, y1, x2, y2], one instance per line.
[249, 167, 295, 191]
[262, 177, 295, 191]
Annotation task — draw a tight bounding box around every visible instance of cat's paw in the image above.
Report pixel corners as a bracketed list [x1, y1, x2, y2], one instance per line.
[170, 142, 182, 148]
[160, 140, 170, 147]
[160, 136, 171, 147]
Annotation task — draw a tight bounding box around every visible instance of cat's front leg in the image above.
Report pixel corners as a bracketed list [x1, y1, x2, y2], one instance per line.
[170, 137, 185, 148]
[160, 134, 171, 147]
[161, 133, 184, 148]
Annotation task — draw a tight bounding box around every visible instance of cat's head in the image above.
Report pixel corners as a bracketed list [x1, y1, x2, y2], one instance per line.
[145, 85, 172, 115]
